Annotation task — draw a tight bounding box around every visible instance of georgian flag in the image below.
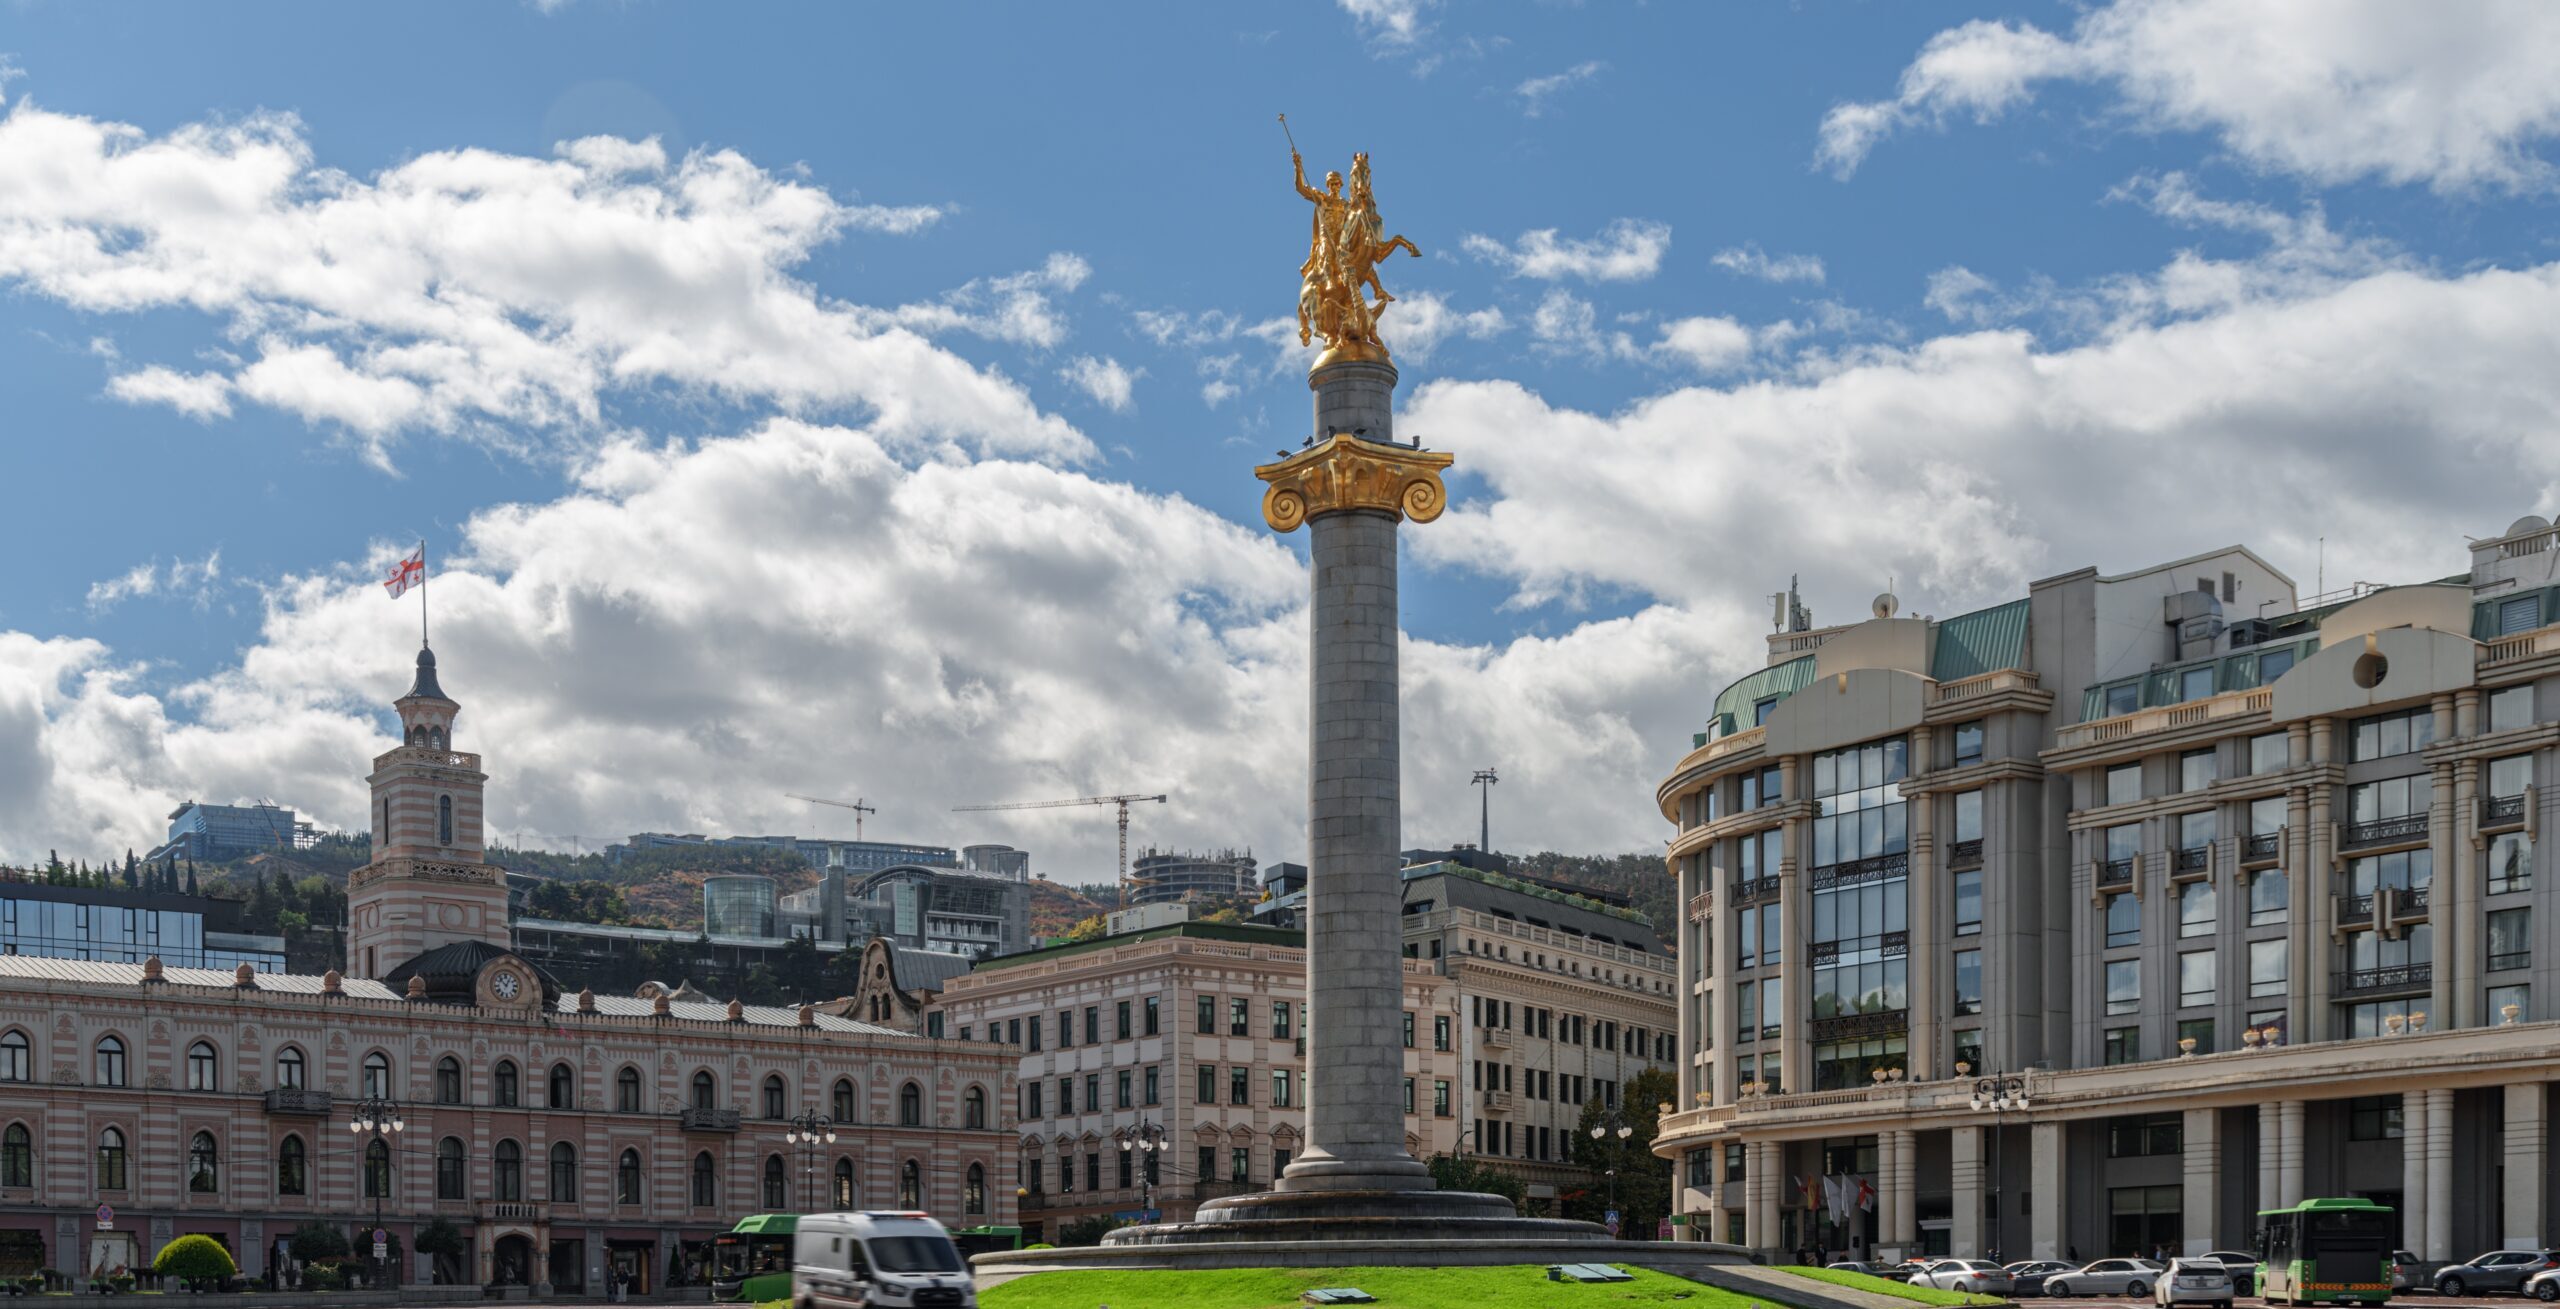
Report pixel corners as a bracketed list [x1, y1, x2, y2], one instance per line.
[383, 547, 424, 599]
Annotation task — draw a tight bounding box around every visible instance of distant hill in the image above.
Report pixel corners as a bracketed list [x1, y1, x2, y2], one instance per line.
[1496, 851, 1675, 942]
[1031, 879, 1113, 938]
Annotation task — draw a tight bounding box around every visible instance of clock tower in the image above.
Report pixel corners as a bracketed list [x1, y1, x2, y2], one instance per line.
[344, 643, 512, 979]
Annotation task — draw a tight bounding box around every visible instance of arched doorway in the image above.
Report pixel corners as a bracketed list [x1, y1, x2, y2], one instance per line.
[491, 1235, 536, 1287]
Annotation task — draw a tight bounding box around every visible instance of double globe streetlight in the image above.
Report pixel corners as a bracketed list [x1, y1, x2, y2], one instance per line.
[1961, 1066, 2029, 1263]
[783, 1112, 838, 1212]
[348, 1096, 405, 1287]
[1589, 1109, 1635, 1227]
[1118, 1118, 1168, 1217]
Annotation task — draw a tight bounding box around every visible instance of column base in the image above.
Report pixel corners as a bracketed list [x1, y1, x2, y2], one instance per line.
[1105, 1187, 1609, 1246]
[1271, 1150, 1435, 1193]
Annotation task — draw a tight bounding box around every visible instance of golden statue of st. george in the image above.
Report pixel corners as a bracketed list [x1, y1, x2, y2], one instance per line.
[1291, 140, 1420, 369]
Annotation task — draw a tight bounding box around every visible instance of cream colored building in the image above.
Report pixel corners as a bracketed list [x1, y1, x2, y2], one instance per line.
[929, 910, 1461, 1242]
[1655, 521, 2560, 1264]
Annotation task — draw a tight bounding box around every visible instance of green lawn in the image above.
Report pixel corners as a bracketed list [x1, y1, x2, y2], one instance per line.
[1770, 1266, 2001, 1307]
[979, 1263, 1752, 1309]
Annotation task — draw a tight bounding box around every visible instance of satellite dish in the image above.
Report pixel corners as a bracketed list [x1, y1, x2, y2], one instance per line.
[2507, 514, 2551, 538]
[1872, 593, 1899, 620]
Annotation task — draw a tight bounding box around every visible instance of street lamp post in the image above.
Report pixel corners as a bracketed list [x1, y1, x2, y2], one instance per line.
[1964, 1065, 2028, 1263]
[1588, 1108, 1635, 1233]
[348, 1095, 405, 1288]
[783, 1113, 839, 1213]
[1118, 1118, 1167, 1218]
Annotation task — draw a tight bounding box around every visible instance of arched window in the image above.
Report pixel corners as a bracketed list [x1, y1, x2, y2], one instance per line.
[184, 1041, 217, 1091]
[832, 1157, 855, 1208]
[691, 1070, 717, 1111]
[94, 1036, 126, 1088]
[617, 1149, 642, 1205]
[361, 1051, 391, 1098]
[963, 1086, 987, 1130]
[964, 1163, 986, 1216]
[898, 1159, 921, 1210]
[96, 1127, 126, 1191]
[0, 1032, 28, 1083]
[549, 1063, 576, 1110]
[434, 1057, 464, 1104]
[494, 1140, 522, 1202]
[616, 1066, 642, 1113]
[437, 794, 453, 846]
[830, 1078, 856, 1122]
[188, 1131, 219, 1193]
[761, 1155, 786, 1209]
[548, 1142, 577, 1203]
[363, 1139, 391, 1199]
[277, 1137, 307, 1198]
[435, 1137, 464, 1199]
[495, 1060, 520, 1107]
[762, 1074, 786, 1119]
[691, 1152, 717, 1208]
[1, 1123, 30, 1189]
[898, 1081, 922, 1127]
[275, 1046, 305, 1091]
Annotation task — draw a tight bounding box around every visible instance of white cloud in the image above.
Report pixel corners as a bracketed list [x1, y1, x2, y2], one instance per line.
[1530, 290, 1760, 374]
[1375, 290, 1506, 362]
[1058, 355, 1139, 412]
[1651, 316, 1755, 373]
[0, 102, 1088, 465]
[1337, 0, 1433, 47]
[1461, 219, 1670, 282]
[107, 365, 233, 420]
[1819, 0, 2560, 192]
[1516, 61, 1605, 118]
[84, 551, 224, 615]
[1710, 243, 1826, 285]
[1200, 379, 1240, 409]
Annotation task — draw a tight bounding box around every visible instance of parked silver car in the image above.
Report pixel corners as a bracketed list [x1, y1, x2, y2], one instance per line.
[2437, 1251, 2560, 1297]
[2525, 1266, 2560, 1301]
[2203, 1251, 2260, 1294]
[1909, 1260, 2015, 1296]
[2400, 1251, 2449, 1295]
[2006, 1260, 2076, 1297]
[2045, 1258, 2169, 1298]
[2154, 1258, 2235, 1309]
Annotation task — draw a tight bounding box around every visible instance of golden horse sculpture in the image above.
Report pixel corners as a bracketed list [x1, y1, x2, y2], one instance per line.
[1294, 148, 1421, 367]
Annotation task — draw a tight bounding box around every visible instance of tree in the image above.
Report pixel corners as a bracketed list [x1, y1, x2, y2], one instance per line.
[1426, 1152, 1526, 1207]
[1060, 914, 1109, 944]
[152, 1234, 236, 1289]
[288, 1220, 350, 1265]
[1563, 1066, 1678, 1238]
[414, 1218, 466, 1283]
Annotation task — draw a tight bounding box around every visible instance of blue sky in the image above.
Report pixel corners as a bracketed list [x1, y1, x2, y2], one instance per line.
[4, 1, 2558, 872]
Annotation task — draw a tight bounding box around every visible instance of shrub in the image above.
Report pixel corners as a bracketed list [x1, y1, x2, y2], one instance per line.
[153, 1236, 237, 1290]
[299, 1265, 342, 1293]
[1021, 1243, 1054, 1251]
[286, 1223, 348, 1267]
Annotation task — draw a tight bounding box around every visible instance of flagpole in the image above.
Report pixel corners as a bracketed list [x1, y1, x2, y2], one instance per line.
[419, 537, 429, 648]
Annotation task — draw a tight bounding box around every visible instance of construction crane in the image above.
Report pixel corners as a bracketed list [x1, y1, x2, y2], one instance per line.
[786, 793, 877, 840]
[952, 793, 1167, 907]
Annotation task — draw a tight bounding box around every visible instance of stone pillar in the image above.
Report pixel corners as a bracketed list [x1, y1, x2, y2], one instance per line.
[2030, 1120, 2066, 1262]
[2403, 1088, 2432, 1256]
[2302, 722, 2335, 1040]
[2424, 1088, 2453, 1261]
[2182, 1107, 2220, 1254]
[1745, 1139, 1777, 1254]
[2504, 1083, 2547, 1248]
[1886, 1128, 1919, 1257]
[2268, 1099, 2306, 1210]
[1907, 732, 1940, 1077]
[1951, 1126, 1984, 1259]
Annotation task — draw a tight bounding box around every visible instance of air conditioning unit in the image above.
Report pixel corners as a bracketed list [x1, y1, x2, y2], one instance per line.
[2225, 618, 2274, 649]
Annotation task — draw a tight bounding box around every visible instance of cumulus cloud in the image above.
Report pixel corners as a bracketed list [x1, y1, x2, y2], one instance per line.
[1711, 244, 1826, 285]
[1374, 290, 1506, 362]
[1337, 0, 1433, 48]
[868, 252, 1093, 351]
[1819, 0, 2560, 192]
[0, 102, 1088, 465]
[1058, 355, 1139, 412]
[1516, 61, 1605, 118]
[1462, 219, 1670, 282]
[84, 552, 224, 615]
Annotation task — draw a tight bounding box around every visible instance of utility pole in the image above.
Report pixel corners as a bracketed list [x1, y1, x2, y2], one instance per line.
[1470, 768, 1499, 856]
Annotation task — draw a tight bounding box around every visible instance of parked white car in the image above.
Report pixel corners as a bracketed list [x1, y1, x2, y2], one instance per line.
[2045, 1257, 2168, 1298]
[2154, 1258, 2235, 1309]
[1909, 1260, 2016, 1296]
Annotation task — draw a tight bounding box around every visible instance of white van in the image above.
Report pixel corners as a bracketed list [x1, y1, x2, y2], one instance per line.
[791, 1211, 976, 1309]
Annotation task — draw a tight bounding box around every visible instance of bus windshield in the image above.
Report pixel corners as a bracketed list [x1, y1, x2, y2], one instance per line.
[2307, 1211, 2390, 1248]
[867, 1237, 963, 1274]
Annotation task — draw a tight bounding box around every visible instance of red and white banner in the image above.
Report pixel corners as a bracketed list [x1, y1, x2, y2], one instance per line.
[383, 547, 424, 599]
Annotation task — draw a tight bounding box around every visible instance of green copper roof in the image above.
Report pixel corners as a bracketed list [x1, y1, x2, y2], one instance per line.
[1929, 598, 2031, 682]
[1707, 654, 1817, 740]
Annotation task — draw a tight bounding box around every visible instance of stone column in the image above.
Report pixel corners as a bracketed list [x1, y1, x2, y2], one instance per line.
[2424, 1088, 2453, 1261]
[2402, 1088, 2432, 1255]
[2030, 1120, 2066, 1262]
[1745, 1140, 1776, 1254]
[2272, 1099, 2306, 1209]
[1951, 1126, 1984, 1259]
[2504, 1083, 2547, 1248]
[2303, 722, 2335, 1040]
[2182, 1108, 2220, 1255]
[1887, 1128, 1919, 1257]
[1907, 733, 1940, 1077]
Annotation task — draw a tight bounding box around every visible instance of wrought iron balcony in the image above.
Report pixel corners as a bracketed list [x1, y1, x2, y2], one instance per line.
[1810, 852, 1909, 890]
[262, 1088, 334, 1115]
[2242, 832, 2281, 864]
[2342, 813, 2428, 851]
[1946, 838, 1984, 868]
[2097, 858, 2137, 889]
[678, 1106, 742, 1132]
[1808, 930, 1908, 967]
[2173, 845, 2210, 874]
[1733, 875, 1783, 905]
[2392, 885, 2432, 918]
[1808, 1009, 1907, 1042]
[2338, 892, 2376, 920]
[2483, 793, 2527, 829]
[2333, 963, 2431, 995]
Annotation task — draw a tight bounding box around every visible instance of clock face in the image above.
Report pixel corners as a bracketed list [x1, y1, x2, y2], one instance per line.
[492, 971, 522, 1000]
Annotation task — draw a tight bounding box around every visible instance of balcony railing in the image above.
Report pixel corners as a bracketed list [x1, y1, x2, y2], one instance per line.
[2173, 845, 2210, 874]
[2333, 963, 2432, 995]
[1481, 1090, 1514, 1113]
[2393, 885, 2432, 918]
[263, 1088, 334, 1116]
[2338, 892, 2376, 920]
[1687, 890, 1715, 920]
[2098, 858, 2137, 889]
[678, 1107, 742, 1132]
[2242, 832, 2281, 864]
[474, 1200, 544, 1223]
[1733, 875, 1782, 905]
[1810, 851, 1908, 890]
[2342, 813, 2428, 851]
[1946, 838, 1983, 868]
[1480, 1027, 1512, 1050]
[2490, 950, 2532, 973]
[1807, 930, 1907, 967]
[1808, 1009, 1906, 1042]
[2483, 793, 2527, 829]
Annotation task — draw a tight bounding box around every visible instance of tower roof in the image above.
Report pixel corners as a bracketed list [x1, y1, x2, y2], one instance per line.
[405, 643, 448, 701]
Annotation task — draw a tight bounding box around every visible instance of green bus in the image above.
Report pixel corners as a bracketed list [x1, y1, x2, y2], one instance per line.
[2258, 1197, 2395, 1307]
[950, 1226, 1023, 1259]
[710, 1214, 798, 1303]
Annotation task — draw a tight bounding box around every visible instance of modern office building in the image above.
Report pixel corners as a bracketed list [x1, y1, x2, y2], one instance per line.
[1653, 522, 2560, 1265]
[781, 862, 1031, 960]
[700, 876, 778, 939]
[0, 643, 1012, 1290]
[0, 882, 285, 972]
[1127, 848, 1258, 907]
[928, 906, 1463, 1243]
[150, 801, 314, 863]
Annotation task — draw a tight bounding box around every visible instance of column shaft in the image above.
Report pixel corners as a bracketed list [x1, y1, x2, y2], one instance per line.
[1952, 1126, 1984, 1259]
[2278, 1099, 2306, 1210]
[2505, 1083, 2549, 1248]
[2403, 1087, 2431, 1256]
[2425, 1088, 2453, 1261]
[2182, 1107, 2220, 1255]
[2030, 1120, 2066, 1263]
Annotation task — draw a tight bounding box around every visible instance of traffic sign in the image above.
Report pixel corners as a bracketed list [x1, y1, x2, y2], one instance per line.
[372, 1229, 387, 1245]
[93, 1205, 112, 1232]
